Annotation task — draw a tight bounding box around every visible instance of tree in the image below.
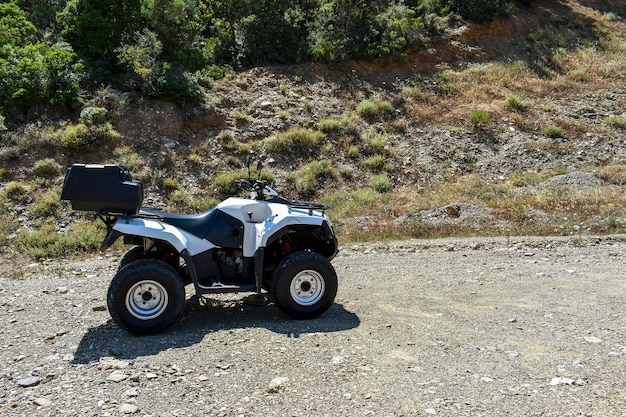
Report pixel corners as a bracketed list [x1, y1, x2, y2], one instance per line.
[0, 3, 83, 122]
[58, 0, 142, 80]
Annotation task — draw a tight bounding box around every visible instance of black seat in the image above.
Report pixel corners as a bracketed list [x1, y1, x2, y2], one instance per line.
[139, 207, 217, 238]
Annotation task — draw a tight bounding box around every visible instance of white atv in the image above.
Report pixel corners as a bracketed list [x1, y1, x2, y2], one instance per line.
[60, 160, 338, 335]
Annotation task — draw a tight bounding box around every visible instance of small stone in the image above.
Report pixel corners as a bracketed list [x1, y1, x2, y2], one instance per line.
[480, 376, 494, 383]
[123, 387, 139, 397]
[550, 377, 584, 386]
[34, 397, 53, 407]
[145, 372, 158, 380]
[119, 403, 139, 414]
[331, 355, 344, 364]
[197, 374, 209, 382]
[107, 370, 128, 382]
[584, 336, 602, 344]
[92, 305, 107, 312]
[268, 377, 289, 393]
[18, 376, 41, 387]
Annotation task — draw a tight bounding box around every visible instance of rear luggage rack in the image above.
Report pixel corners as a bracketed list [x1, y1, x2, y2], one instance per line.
[287, 201, 328, 216]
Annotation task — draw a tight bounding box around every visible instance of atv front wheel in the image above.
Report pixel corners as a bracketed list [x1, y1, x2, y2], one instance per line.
[271, 252, 337, 319]
[107, 259, 185, 335]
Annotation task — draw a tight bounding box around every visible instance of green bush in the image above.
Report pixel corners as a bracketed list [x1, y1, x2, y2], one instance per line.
[356, 100, 378, 119]
[469, 110, 492, 127]
[33, 158, 60, 178]
[365, 155, 386, 172]
[318, 118, 342, 133]
[506, 94, 527, 111]
[162, 177, 181, 191]
[17, 221, 105, 259]
[362, 131, 387, 155]
[371, 174, 391, 193]
[265, 127, 324, 155]
[30, 191, 61, 217]
[4, 181, 29, 201]
[357, 99, 394, 120]
[440, 0, 519, 23]
[291, 160, 336, 197]
[80, 106, 108, 125]
[57, 122, 120, 153]
[543, 125, 565, 138]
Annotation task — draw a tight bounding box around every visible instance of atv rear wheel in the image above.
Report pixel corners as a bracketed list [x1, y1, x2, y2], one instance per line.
[107, 259, 185, 335]
[271, 251, 337, 319]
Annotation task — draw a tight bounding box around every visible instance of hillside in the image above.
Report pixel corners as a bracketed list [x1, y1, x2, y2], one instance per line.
[0, 0, 625, 260]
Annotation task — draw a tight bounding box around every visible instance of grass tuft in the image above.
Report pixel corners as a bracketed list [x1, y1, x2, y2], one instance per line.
[265, 127, 324, 155]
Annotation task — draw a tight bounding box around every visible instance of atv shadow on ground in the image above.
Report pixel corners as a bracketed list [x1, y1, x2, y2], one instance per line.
[72, 297, 360, 364]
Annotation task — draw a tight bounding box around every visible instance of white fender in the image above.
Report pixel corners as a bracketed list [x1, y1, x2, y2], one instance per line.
[112, 217, 214, 256]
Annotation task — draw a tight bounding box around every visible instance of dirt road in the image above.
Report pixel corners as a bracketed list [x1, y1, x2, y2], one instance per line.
[1, 235, 625, 416]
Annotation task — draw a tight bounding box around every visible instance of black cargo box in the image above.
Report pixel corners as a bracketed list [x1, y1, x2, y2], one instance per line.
[61, 164, 143, 214]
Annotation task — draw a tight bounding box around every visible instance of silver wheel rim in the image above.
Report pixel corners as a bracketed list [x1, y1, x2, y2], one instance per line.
[126, 280, 168, 320]
[290, 270, 325, 306]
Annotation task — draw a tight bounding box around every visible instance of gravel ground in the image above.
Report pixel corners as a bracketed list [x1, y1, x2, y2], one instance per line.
[1, 235, 625, 417]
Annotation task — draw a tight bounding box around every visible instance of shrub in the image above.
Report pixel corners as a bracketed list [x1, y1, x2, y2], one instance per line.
[506, 94, 527, 111]
[4, 181, 29, 201]
[265, 127, 324, 155]
[57, 122, 120, 153]
[30, 191, 60, 217]
[357, 99, 394, 120]
[162, 177, 180, 191]
[362, 131, 387, 155]
[469, 110, 491, 127]
[218, 131, 250, 154]
[371, 174, 391, 192]
[33, 158, 60, 178]
[233, 110, 253, 123]
[365, 155, 386, 172]
[291, 160, 335, 197]
[17, 221, 105, 259]
[357, 100, 378, 119]
[604, 115, 625, 129]
[318, 118, 342, 133]
[543, 125, 565, 138]
[80, 106, 108, 125]
[188, 153, 202, 165]
[347, 145, 361, 158]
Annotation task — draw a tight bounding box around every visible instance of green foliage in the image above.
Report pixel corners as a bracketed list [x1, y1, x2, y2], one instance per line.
[317, 118, 342, 133]
[30, 190, 61, 217]
[56, 122, 120, 153]
[290, 159, 336, 197]
[364, 155, 386, 172]
[543, 125, 565, 138]
[33, 158, 60, 178]
[17, 221, 104, 259]
[265, 127, 324, 155]
[357, 99, 394, 120]
[162, 177, 181, 191]
[604, 115, 626, 129]
[506, 94, 527, 111]
[469, 110, 492, 127]
[0, 4, 83, 120]
[59, 0, 142, 77]
[362, 131, 387, 155]
[438, 0, 520, 23]
[80, 106, 108, 125]
[371, 174, 391, 193]
[4, 181, 29, 202]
